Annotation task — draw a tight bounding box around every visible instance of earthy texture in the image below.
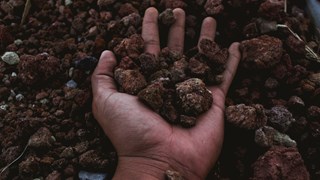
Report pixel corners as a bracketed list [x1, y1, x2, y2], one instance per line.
[252, 147, 310, 180]
[240, 35, 283, 69]
[0, 0, 319, 179]
[225, 104, 267, 130]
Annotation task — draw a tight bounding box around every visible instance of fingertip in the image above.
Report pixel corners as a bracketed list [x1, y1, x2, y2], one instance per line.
[203, 17, 216, 27]
[228, 42, 241, 59]
[145, 7, 159, 17]
[100, 50, 116, 62]
[173, 8, 185, 18]
[198, 17, 217, 45]
[94, 50, 117, 76]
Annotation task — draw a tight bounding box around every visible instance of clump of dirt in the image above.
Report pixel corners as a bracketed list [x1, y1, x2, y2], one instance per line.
[114, 42, 226, 127]
[252, 146, 310, 180]
[240, 35, 283, 69]
[0, 0, 320, 179]
[18, 53, 62, 85]
[159, 9, 176, 26]
[225, 104, 267, 130]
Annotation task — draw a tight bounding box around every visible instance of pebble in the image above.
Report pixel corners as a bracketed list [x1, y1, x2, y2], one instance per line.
[14, 39, 23, 46]
[255, 126, 297, 148]
[1, 52, 20, 65]
[68, 67, 74, 77]
[65, 0, 73, 6]
[60, 147, 75, 159]
[66, 80, 78, 88]
[266, 106, 295, 132]
[0, 104, 8, 110]
[28, 127, 55, 149]
[11, 72, 17, 77]
[40, 99, 49, 105]
[15, 94, 24, 101]
[78, 171, 107, 180]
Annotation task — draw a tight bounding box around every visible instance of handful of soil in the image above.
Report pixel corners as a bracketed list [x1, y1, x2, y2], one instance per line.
[113, 34, 228, 127]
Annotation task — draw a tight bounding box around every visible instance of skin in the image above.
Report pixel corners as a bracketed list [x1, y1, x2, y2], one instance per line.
[91, 7, 241, 180]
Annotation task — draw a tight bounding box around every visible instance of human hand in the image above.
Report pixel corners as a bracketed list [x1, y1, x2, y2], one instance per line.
[91, 7, 240, 180]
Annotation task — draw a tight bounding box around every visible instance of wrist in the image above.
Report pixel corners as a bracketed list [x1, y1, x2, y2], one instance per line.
[112, 156, 202, 180]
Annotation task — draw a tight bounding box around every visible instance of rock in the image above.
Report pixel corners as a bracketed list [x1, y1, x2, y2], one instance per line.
[204, 0, 224, 15]
[176, 78, 213, 116]
[264, 78, 279, 89]
[138, 81, 166, 112]
[161, 0, 186, 9]
[46, 170, 62, 180]
[66, 80, 78, 88]
[19, 156, 40, 176]
[18, 54, 61, 85]
[97, 0, 116, 7]
[79, 150, 108, 170]
[1, 52, 20, 65]
[252, 146, 309, 180]
[258, 0, 285, 21]
[286, 35, 306, 55]
[266, 106, 295, 132]
[288, 96, 305, 109]
[15, 94, 24, 101]
[65, 0, 73, 6]
[240, 35, 283, 69]
[225, 104, 267, 130]
[255, 126, 297, 148]
[180, 115, 196, 128]
[165, 170, 183, 180]
[113, 34, 144, 59]
[60, 147, 75, 159]
[114, 68, 147, 95]
[159, 9, 176, 26]
[28, 127, 55, 149]
[74, 141, 89, 154]
[78, 171, 107, 180]
[139, 53, 160, 75]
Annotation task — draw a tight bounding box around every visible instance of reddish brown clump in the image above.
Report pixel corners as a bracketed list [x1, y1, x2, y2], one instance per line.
[176, 78, 213, 116]
[204, 0, 224, 15]
[258, 0, 285, 21]
[240, 35, 283, 69]
[113, 34, 144, 59]
[159, 9, 176, 26]
[114, 68, 147, 95]
[161, 0, 186, 9]
[0, 25, 14, 52]
[286, 35, 306, 55]
[252, 146, 310, 180]
[138, 81, 166, 112]
[118, 3, 139, 18]
[18, 53, 61, 85]
[225, 104, 267, 130]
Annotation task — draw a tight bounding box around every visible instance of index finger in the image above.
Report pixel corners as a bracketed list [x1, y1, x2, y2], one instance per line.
[142, 7, 161, 56]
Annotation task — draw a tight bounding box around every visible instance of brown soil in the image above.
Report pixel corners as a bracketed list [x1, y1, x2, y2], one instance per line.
[0, 0, 319, 179]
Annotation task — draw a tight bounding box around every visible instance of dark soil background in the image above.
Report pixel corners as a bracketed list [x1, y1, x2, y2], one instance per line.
[0, 0, 319, 179]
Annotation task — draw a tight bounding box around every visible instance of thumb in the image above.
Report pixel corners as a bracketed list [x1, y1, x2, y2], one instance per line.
[91, 50, 118, 97]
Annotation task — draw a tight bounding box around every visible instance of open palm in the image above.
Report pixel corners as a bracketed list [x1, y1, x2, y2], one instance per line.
[92, 8, 240, 179]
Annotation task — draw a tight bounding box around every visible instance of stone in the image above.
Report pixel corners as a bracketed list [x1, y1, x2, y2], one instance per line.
[255, 126, 297, 148]
[1, 52, 20, 65]
[28, 127, 55, 149]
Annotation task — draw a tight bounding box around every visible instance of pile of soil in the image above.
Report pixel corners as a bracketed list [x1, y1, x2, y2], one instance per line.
[0, 0, 319, 179]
